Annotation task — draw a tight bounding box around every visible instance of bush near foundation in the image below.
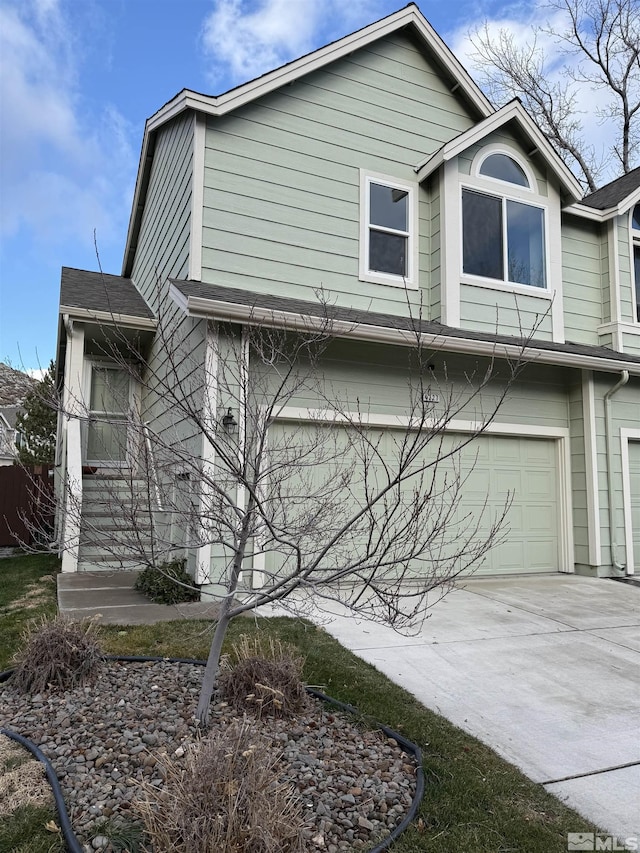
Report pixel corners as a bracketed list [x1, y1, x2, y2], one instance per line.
[134, 560, 200, 605]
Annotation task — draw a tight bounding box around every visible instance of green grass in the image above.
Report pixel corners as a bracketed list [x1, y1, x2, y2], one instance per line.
[0, 552, 59, 671]
[1, 554, 602, 852]
[0, 804, 65, 853]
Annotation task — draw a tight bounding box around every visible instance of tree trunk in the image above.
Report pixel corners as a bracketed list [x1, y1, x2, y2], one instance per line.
[196, 603, 232, 725]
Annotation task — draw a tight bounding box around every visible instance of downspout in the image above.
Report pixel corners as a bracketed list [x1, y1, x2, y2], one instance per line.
[603, 370, 629, 574]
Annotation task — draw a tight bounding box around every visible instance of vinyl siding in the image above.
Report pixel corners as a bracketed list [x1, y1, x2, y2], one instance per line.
[562, 215, 603, 345]
[459, 285, 553, 339]
[253, 340, 571, 429]
[617, 214, 636, 324]
[568, 381, 589, 566]
[201, 32, 477, 318]
[129, 114, 206, 545]
[428, 177, 441, 321]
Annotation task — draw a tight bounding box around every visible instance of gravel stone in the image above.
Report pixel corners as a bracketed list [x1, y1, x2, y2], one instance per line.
[0, 659, 417, 850]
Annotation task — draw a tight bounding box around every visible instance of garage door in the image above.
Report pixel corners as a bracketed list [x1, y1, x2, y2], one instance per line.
[265, 423, 561, 578]
[629, 441, 640, 570]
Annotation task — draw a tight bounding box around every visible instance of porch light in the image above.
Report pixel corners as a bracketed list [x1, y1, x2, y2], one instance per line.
[221, 408, 238, 433]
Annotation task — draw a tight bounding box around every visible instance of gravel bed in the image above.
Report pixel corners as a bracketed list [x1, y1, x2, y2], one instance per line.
[0, 659, 418, 852]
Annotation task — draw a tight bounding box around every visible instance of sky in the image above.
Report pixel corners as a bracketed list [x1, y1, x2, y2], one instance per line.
[0, 0, 626, 374]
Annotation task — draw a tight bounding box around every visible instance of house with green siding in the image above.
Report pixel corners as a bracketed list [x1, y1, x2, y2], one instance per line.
[53, 5, 640, 591]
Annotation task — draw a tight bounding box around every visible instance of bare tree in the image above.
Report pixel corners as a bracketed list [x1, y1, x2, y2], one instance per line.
[469, 0, 640, 191]
[52, 294, 538, 725]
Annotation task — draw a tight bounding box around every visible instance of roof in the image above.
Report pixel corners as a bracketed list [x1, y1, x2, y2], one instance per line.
[60, 267, 154, 321]
[0, 363, 35, 406]
[169, 280, 640, 375]
[123, 4, 493, 276]
[581, 166, 640, 211]
[415, 99, 583, 202]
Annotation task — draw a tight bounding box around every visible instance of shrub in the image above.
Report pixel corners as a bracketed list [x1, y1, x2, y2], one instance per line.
[134, 560, 200, 605]
[11, 616, 103, 693]
[134, 721, 304, 853]
[217, 635, 309, 718]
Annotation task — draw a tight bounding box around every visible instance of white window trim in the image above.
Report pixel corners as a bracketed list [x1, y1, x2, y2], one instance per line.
[460, 181, 551, 294]
[472, 144, 538, 194]
[359, 169, 419, 289]
[631, 205, 640, 325]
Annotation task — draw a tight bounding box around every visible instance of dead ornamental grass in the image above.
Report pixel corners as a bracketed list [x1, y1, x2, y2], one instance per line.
[11, 615, 103, 694]
[0, 734, 52, 817]
[217, 635, 310, 718]
[134, 720, 306, 853]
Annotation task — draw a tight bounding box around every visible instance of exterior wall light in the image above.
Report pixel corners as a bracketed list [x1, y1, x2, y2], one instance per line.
[221, 407, 238, 433]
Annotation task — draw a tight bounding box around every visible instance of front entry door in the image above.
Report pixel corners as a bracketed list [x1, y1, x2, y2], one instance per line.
[85, 366, 131, 466]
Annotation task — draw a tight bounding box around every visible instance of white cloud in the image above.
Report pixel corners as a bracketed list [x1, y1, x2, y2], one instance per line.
[0, 0, 135, 249]
[201, 0, 387, 88]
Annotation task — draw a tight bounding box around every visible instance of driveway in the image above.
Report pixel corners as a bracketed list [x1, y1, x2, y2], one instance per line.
[287, 575, 640, 841]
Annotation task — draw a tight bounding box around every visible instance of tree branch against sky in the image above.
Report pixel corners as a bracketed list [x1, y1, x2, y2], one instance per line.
[464, 0, 640, 192]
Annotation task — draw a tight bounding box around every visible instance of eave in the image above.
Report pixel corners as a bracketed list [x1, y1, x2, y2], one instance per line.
[169, 283, 640, 378]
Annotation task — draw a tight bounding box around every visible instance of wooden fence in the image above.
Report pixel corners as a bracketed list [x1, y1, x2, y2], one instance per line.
[0, 465, 54, 547]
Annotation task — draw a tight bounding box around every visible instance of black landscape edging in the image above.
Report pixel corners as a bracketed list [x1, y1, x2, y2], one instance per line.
[1, 658, 425, 853]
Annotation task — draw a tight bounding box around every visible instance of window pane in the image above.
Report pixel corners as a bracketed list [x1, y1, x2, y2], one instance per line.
[506, 200, 546, 287]
[86, 417, 128, 462]
[370, 183, 408, 231]
[633, 204, 640, 231]
[90, 368, 128, 414]
[462, 189, 503, 280]
[480, 153, 529, 188]
[369, 230, 407, 276]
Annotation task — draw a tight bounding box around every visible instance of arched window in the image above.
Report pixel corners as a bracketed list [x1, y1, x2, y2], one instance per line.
[479, 153, 530, 188]
[462, 148, 546, 289]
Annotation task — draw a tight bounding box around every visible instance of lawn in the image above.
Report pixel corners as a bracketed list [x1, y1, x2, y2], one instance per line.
[0, 552, 600, 853]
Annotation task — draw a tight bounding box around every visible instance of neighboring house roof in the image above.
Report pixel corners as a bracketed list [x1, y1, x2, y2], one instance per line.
[581, 166, 640, 210]
[170, 280, 640, 376]
[0, 362, 35, 406]
[60, 267, 155, 323]
[415, 99, 584, 203]
[0, 405, 21, 430]
[123, 3, 494, 276]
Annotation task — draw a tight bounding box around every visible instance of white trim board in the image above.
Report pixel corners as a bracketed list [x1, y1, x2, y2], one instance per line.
[621, 427, 640, 576]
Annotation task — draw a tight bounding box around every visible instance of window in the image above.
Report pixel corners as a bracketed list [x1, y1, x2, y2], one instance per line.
[633, 203, 640, 322]
[360, 171, 417, 288]
[462, 151, 547, 289]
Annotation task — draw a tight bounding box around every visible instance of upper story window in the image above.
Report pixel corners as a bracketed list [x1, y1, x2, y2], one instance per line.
[462, 149, 547, 290]
[359, 171, 418, 289]
[632, 203, 640, 322]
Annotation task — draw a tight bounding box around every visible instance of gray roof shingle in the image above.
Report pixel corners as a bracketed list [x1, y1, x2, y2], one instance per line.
[60, 267, 154, 320]
[581, 166, 640, 210]
[170, 280, 640, 368]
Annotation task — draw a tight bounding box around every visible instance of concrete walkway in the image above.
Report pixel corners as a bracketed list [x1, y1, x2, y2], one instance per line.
[284, 575, 640, 843]
[58, 570, 640, 841]
[57, 571, 223, 624]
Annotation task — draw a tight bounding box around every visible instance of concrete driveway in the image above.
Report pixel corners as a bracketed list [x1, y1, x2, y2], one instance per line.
[293, 575, 640, 842]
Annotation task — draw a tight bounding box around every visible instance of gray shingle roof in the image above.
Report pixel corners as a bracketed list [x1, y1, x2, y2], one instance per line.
[581, 166, 640, 210]
[60, 267, 154, 319]
[170, 280, 640, 367]
[0, 363, 36, 406]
